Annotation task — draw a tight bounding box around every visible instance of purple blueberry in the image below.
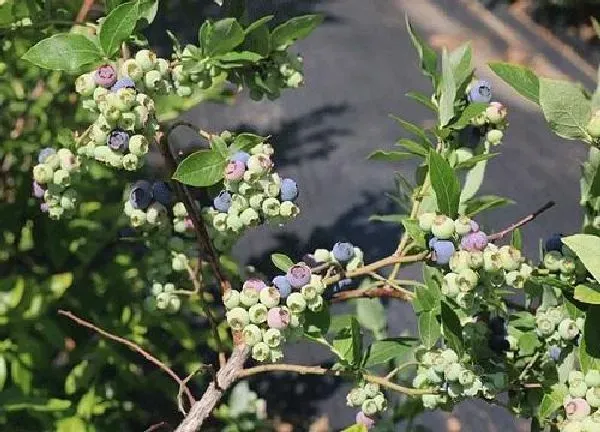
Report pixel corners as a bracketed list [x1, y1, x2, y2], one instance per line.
[243, 279, 267, 292]
[129, 180, 153, 210]
[545, 233, 563, 253]
[548, 346, 562, 361]
[332, 242, 354, 262]
[111, 77, 136, 93]
[94, 64, 118, 88]
[151, 181, 173, 206]
[460, 231, 488, 252]
[272, 275, 292, 298]
[32, 181, 45, 198]
[286, 264, 312, 288]
[230, 151, 250, 165]
[38, 147, 56, 163]
[280, 178, 298, 202]
[224, 160, 245, 181]
[213, 190, 232, 213]
[432, 240, 455, 265]
[107, 129, 130, 152]
[267, 307, 290, 329]
[468, 80, 492, 103]
[40, 202, 49, 213]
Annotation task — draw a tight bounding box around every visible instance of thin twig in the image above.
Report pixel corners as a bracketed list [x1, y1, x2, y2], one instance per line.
[144, 422, 171, 432]
[386, 361, 420, 380]
[58, 310, 195, 407]
[518, 352, 541, 382]
[488, 201, 555, 241]
[177, 365, 215, 415]
[332, 287, 413, 303]
[368, 272, 414, 296]
[75, 0, 95, 23]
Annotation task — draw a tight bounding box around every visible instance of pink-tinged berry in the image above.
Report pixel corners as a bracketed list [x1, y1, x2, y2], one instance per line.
[565, 398, 591, 421]
[243, 279, 267, 293]
[356, 411, 376, 430]
[460, 231, 488, 251]
[32, 181, 45, 198]
[470, 220, 480, 232]
[94, 64, 117, 88]
[286, 264, 312, 288]
[485, 101, 507, 124]
[224, 160, 245, 181]
[267, 307, 290, 329]
[40, 202, 49, 213]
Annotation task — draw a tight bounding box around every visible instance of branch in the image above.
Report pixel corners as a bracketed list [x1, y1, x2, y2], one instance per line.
[331, 286, 413, 302]
[75, 0, 95, 23]
[488, 201, 555, 241]
[58, 310, 195, 410]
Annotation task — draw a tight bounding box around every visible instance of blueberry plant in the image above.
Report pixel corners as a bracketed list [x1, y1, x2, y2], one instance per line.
[6, 0, 600, 431]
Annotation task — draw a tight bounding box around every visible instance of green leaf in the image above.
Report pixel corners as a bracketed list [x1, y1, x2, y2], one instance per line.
[332, 316, 362, 366]
[415, 283, 440, 312]
[215, 51, 263, 65]
[518, 332, 541, 356]
[356, 298, 386, 337]
[460, 157, 487, 203]
[509, 311, 535, 330]
[342, 425, 368, 432]
[368, 214, 407, 224]
[405, 16, 437, 82]
[395, 138, 429, 157]
[439, 48, 456, 127]
[56, 417, 86, 432]
[243, 18, 271, 56]
[429, 150, 461, 218]
[538, 383, 569, 420]
[172, 150, 227, 187]
[211, 135, 229, 158]
[451, 103, 488, 130]
[367, 150, 415, 162]
[449, 42, 473, 89]
[271, 15, 323, 50]
[580, 321, 600, 373]
[4, 397, 72, 412]
[539, 78, 592, 141]
[405, 91, 437, 112]
[511, 228, 523, 250]
[454, 152, 499, 170]
[99, 0, 139, 56]
[137, 0, 159, 25]
[558, 351, 575, 384]
[304, 306, 331, 339]
[389, 115, 431, 145]
[363, 337, 419, 368]
[441, 301, 464, 355]
[464, 195, 514, 217]
[562, 234, 600, 283]
[204, 18, 245, 56]
[418, 310, 441, 349]
[50, 272, 73, 298]
[245, 15, 274, 34]
[22, 33, 103, 73]
[271, 254, 294, 272]
[574, 284, 600, 304]
[231, 133, 266, 153]
[402, 218, 426, 249]
[489, 62, 539, 104]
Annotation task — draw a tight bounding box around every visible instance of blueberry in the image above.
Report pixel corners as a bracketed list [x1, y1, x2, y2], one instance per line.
[432, 240, 455, 265]
[230, 151, 251, 165]
[107, 129, 130, 152]
[32, 181, 45, 198]
[111, 78, 136, 93]
[224, 160, 245, 181]
[489, 334, 509, 353]
[94, 64, 117, 88]
[428, 236, 438, 249]
[332, 242, 354, 262]
[272, 275, 292, 298]
[334, 278, 353, 293]
[468, 80, 492, 103]
[545, 233, 563, 253]
[151, 181, 173, 206]
[489, 317, 505, 335]
[548, 346, 562, 361]
[129, 180, 153, 210]
[38, 147, 56, 164]
[460, 231, 488, 252]
[280, 178, 298, 202]
[213, 190, 232, 213]
[286, 264, 312, 288]
[302, 254, 319, 268]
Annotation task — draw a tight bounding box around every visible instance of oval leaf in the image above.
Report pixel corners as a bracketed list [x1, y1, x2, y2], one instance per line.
[574, 284, 600, 304]
[363, 338, 419, 368]
[271, 15, 323, 50]
[99, 1, 140, 56]
[22, 34, 103, 73]
[172, 150, 227, 187]
[429, 150, 460, 218]
[562, 234, 600, 283]
[271, 254, 294, 272]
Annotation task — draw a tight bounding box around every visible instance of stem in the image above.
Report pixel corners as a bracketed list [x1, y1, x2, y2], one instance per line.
[76, 0, 95, 23]
[386, 361, 419, 379]
[488, 201, 555, 241]
[332, 286, 413, 302]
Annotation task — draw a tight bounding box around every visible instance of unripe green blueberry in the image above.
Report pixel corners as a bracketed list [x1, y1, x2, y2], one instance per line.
[60, 192, 76, 210]
[173, 202, 187, 217]
[33, 164, 54, 184]
[463, 378, 483, 397]
[130, 209, 146, 227]
[249, 303, 268, 324]
[241, 324, 262, 346]
[93, 86, 109, 105]
[280, 201, 299, 218]
[135, 49, 157, 72]
[563, 421, 583, 432]
[144, 69, 163, 90]
[363, 382, 380, 398]
[418, 212, 436, 231]
[458, 369, 475, 386]
[569, 371, 586, 387]
[251, 341, 270, 362]
[247, 154, 272, 175]
[240, 286, 260, 307]
[447, 383, 463, 399]
[263, 328, 283, 348]
[560, 256, 576, 275]
[146, 202, 167, 225]
[536, 313, 556, 336]
[259, 177, 281, 198]
[156, 292, 170, 309]
[547, 307, 565, 326]
[426, 368, 443, 384]
[223, 290, 240, 310]
[587, 111, 600, 138]
[314, 249, 332, 263]
[586, 370, 600, 388]
[171, 253, 188, 272]
[441, 272, 460, 298]
[346, 248, 364, 271]
[53, 169, 71, 186]
[499, 245, 522, 271]
[119, 112, 137, 131]
[123, 201, 134, 216]
[259, 286, 281, 308]
[226, 213, 243, 232]
[586, 387, 600, 408]
[445, 362, 462, 382]
[432, 354, 447, 373]
[569, 382, 588, 398]
[212, 213, 228, 232]
[121, 58, 144, 81]
[262, 197, 281, 217]
[347, 388, 367, 407]
[544, 251, 563, 271]
[133, 105, 150, 129]
[421, 394, 441, 409]
[361, 399, 378, 416]
[582, 418, 599, 431]
[93, 146, 111, 163]
[421, 351, 436, 366]
[289, 311, 302, 328]
[454, 216, 473, 235]
[128, 135, 148, 156]
[91, 124, 108, 145]
[301, 284, 318, 301]
[122, 154, 139, 171]
[457, 268, 478, 292]
[441, 349, 458, 364]
[115, 88, 136, 111]
[107, 150, 124, 168]
[412, 373, 429, 388]
[248, 193, 265, 209]
[483, 248, 502, 272]
[230, 194, 248, 212]
[76, 73, 96, 96]
[373, 393, 387, 411]
[226, 307, 249, 331]
[306, 295, 324, 312]
[520, 263, 533, 278]
[485, 102, 507, 124]
[486, 129, 503, 145]
[467, 250, 483, 269]
[44, 153, 61, 170]
[136, 93, 155, 111]
[168, 295, 181, 312]
[505, 271, 523, 288]
[559, 319, 580, 341]
[240, 207, 259, 226]
[431, 215, 455, 239]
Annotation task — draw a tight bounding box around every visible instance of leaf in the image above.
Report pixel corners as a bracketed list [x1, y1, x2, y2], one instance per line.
[489, 62, 539, 104]
[215, 51, 263, 65]
[464, 195, 514, 217]
[402, 218, 426, 249]
[415, 283, 440, 312]
[439, 48, 456, 127]
[211, 135, 229, 158]
[99, 0, 139, 56]
[243, 18, 271, 56]
[172, 150, 227, 187]
[455, 152, 499, 170]
[405, 91, 437, 112]
[245, 15, 274, 34]
[429, 150, 461, 218]
[451, 103, 488, 130]
[368, 150, 415, 162]
[580, 324, 600, 373]
[342, 425, 368, 432]
[231, 133, 266, 153]
[558, 351, 575, 384]
[539, 78, 592, 141]
[271, 15, 323, 50]
[538, 383, 569, 420]
[460, 157, 487, 203]
[368, 214, 406, 224]
[356, 298, 386, 336]
[574, 284, 600, 304]
[511, 228, 523, 250]
[50, 273, 73, 298]
[363, 337, 419, 368]
[418, 311, 441, 349]
[406, 16, 437, 81]
[562, 234, 600, 283]
[441, 301, 464, 355]
[56, 417, 86, 432]
[389, 115, 431, 145]
[583, 307, 600, 360]
[138, 0, 159, 25]
[395, 139, 429, 157]
[518, 333, 541, 356]
[449, 42, 473, 89]
[332, 316, 362, 366]
[303, 306, 331, 339]
[22, 34, 103, 73]
[204, 18, 245, 56]
[271, 254, 294, 272]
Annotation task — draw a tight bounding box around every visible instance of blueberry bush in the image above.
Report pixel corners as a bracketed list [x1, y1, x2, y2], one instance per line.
[4, 0, 600, 431]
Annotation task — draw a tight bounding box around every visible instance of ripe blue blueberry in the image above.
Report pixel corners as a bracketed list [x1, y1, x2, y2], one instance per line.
[548, 346, 562, 361]
[213, 190, 232, 213]
[129, 180, 153, 210]
[111, 78, 136, 93]
[286, 264, 312, 288]
[332, 242, 355, 262]
[545, 233, 563, 253]
[428, 237, 438, 249]
[38, 147, 56, 164]
[230, 151, 251, 165]
[280, 178, 298, 202]
[468, 80, 492, 103]
[272, 275, 292, 298]
[107, 129, 130, 152]
[152, 181, 173, 206]
[432, 240, 455, 265]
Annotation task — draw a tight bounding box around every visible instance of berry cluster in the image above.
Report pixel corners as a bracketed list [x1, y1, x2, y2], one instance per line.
[224, 262, 325, 363]
[32, 147, 80, 219]
[542, 234, 586, 285]
[202, 140, 299, 252]
[535, 305, 583, 345]
[123, 180, 173, 229]
[346, 383, 387, 430]
[148, 282, 182, 312]
[558, 369, 600, 431]
[465, 80, 508, 147]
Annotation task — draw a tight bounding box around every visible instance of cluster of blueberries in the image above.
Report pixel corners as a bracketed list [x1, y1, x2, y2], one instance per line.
[123, 180, 173, 228]
[464, 80, 508, 148]
[559, 370, 600, 432]
[346, 383, 387, 430]
[543, 233, 587, 285]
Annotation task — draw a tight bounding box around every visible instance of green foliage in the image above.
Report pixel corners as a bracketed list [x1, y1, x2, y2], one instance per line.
[173, 149, 228, 186]
[22, 34, 104, 73]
